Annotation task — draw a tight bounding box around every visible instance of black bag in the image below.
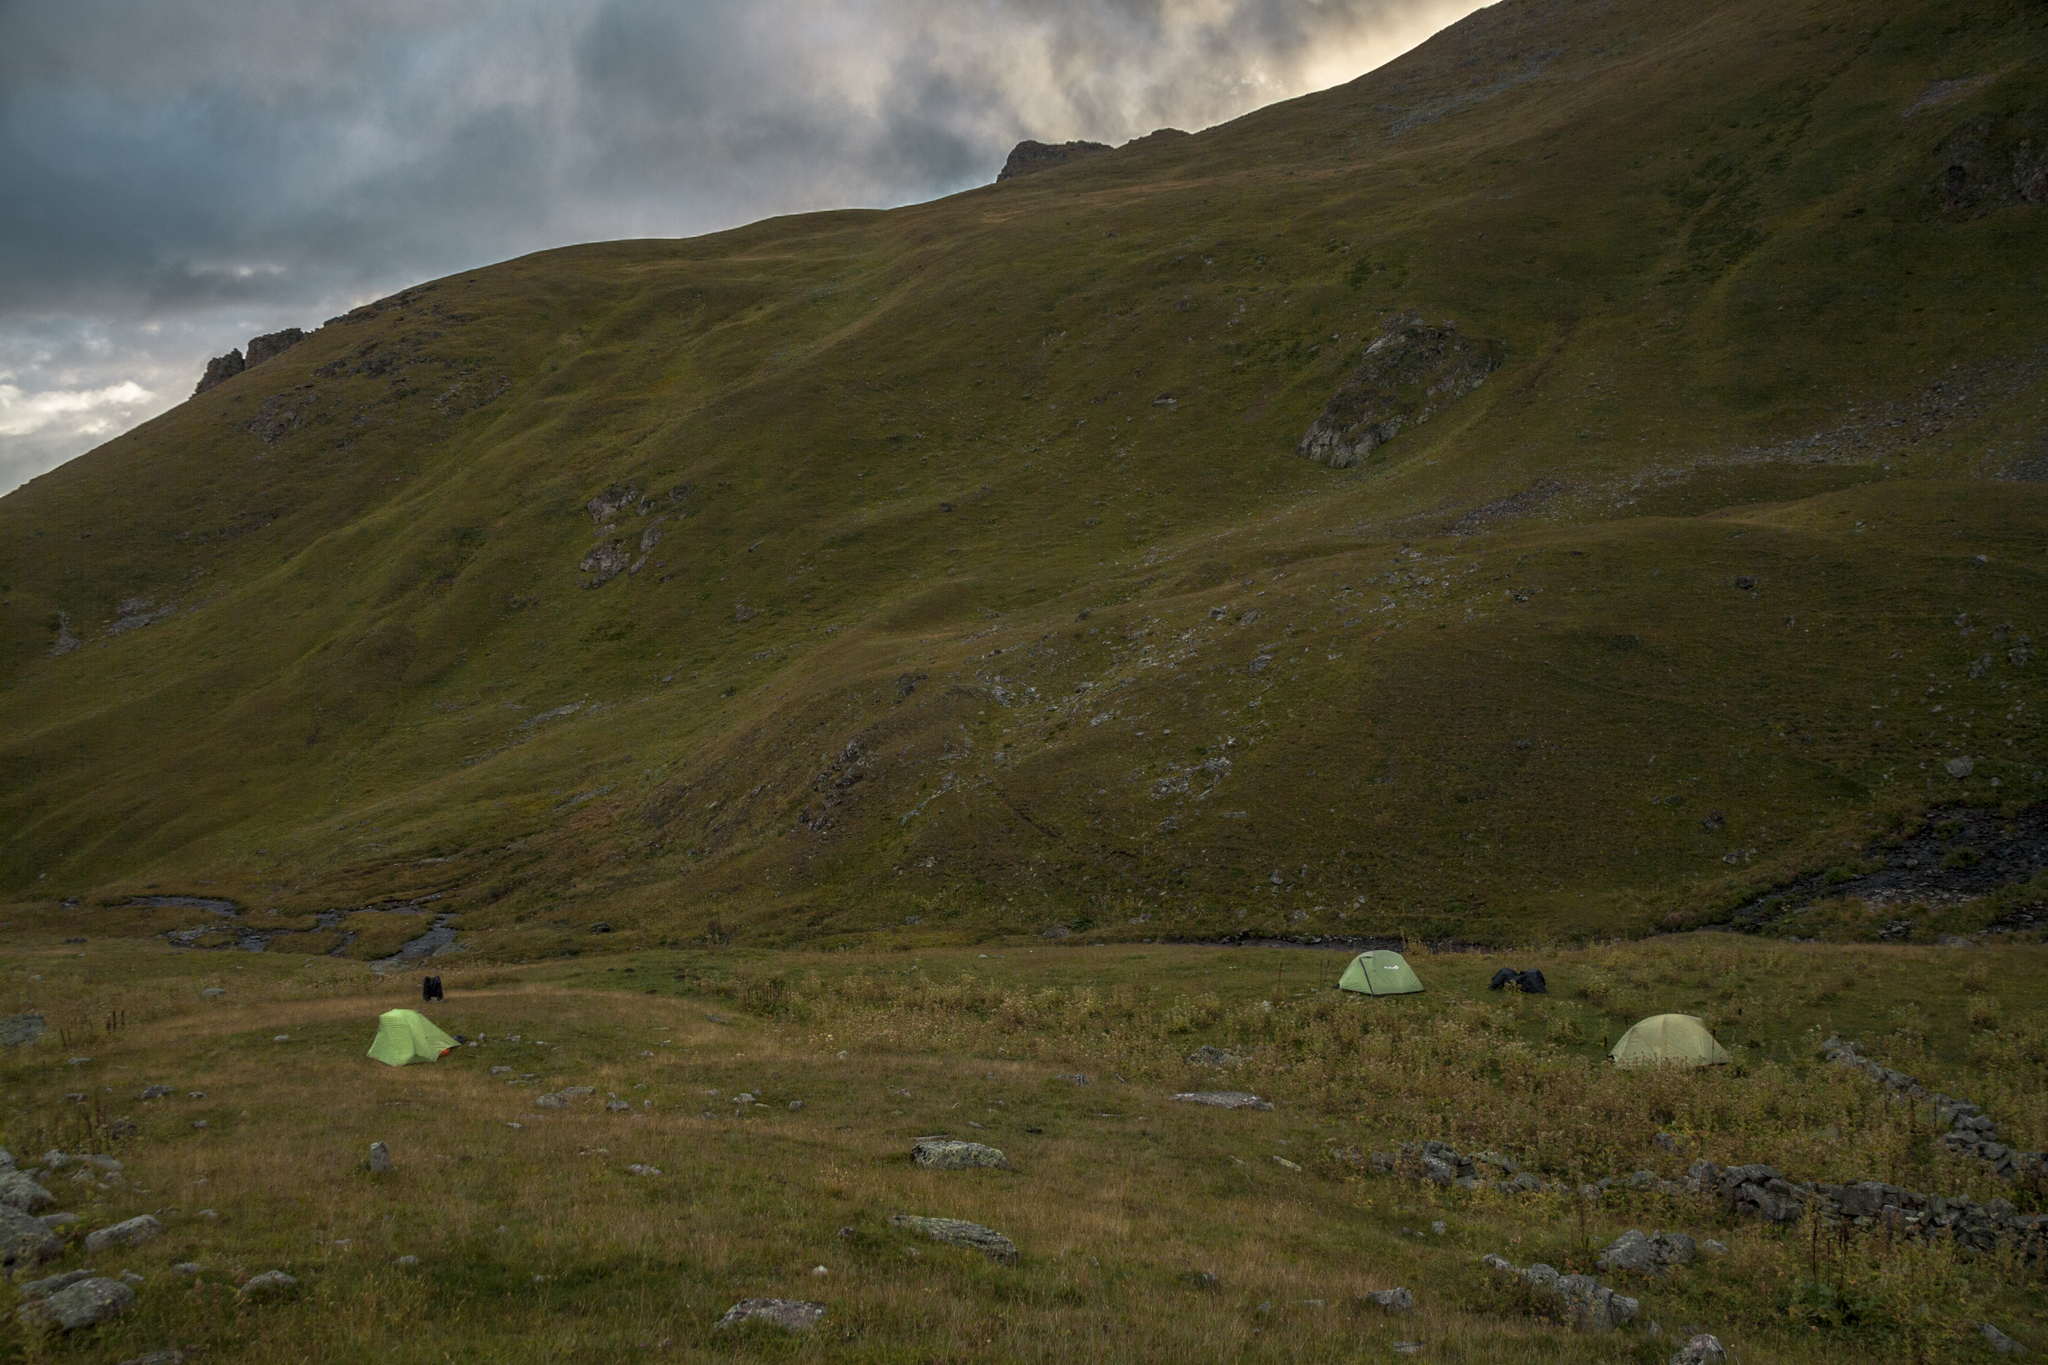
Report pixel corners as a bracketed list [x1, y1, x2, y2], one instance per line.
[1489, 967, 1519, 990]
[1516, 969, 1547, 994]
[422, 975, 443, 1002]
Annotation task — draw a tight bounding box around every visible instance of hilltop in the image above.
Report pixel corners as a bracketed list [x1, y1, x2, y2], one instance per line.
[2, 0, 2046, 958]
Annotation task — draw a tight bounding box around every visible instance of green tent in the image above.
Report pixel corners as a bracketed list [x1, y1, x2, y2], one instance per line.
[1337, 949, 1424, 996]
[367, 1008, 456, 1067]
[1609, 1013, 1731, 1069]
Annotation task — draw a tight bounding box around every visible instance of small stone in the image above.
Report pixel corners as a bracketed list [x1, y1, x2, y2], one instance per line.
[200, 988, 225, 998]
[1273, 1156, 1302, 1171]
[534, 1094, 566, 1110]
[811, 1264, 828, 1276]
[626, 1164, 662, 1176]
[1980, 1322, 2027, 1355]
[889, 1213, 1019, 1263]
[141, 1085, 173, 1100]
[40, 1212, 81, 1228]
[1669, 1334, 1727, 1365]
[368, 1141, 391, 1173]
[1170, 1091, 1273, 1110]
[1702, 1239, 1727, 1255]
[84, 1214, 163, 1253]
[1056, 1073, 1091, 1086]
[1041, 925, 1072, 939]
[120, 1270, 145, 1285]
[191, 1121, 207, 1129]
[789, 1100, 804, 1112]
[718, 1298, 826, 1332]
[173, 1263, 203, 1275]
[560, 1086, 596, 1098]
[237, 1269, 298, 1301]
[491, 1066, 513, 1075]
[15, 1275, 134, 1330]
[1393, 1344, 1424, 1356]
[1182, 1270, 1220, 1288]
[1366, 1287, 1414, 1313]
[1185, 1045, 1241, 1068]
[396, 1255, 419, 1266]
[605, 1100, 629, 1112]
[1430, 1221, 1446, 1236]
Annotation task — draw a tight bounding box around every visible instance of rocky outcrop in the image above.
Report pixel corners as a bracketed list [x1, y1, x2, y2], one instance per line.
[193, 349, 245, 396]
[997, 139, 1112, 182]
[245, 328, 307, 366]
[0, 1012, 46, 1047]
[718, 1298, 825, 1332]
[193, 327, 311, 396]
[16, 1274, 134, 1331]
[0, 1203, 63, 1267]
[1298, 314, 1503, 468]
[1935, 110, 2048, 216]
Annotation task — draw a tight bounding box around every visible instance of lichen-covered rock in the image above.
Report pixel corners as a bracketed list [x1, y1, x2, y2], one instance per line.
[1365, 1287, 1413, 1313]
[237, 1269, 298, 1301]
[0, 1012, 46, 1047]
[1597, 1229, 1698, 1275]
[1669, 1334, 1727, 1365]
[1170, 1091, 1273, 1111]
[0, 1170, 55, 1213]
[889, 1214, 1019, 1264]
[912, 1139, 1011, 1171]
[85, 1215, 163, 1253]
[717, 1298, 826, 1332]
[1298, 315, 1503, 468]
[0, 1203, 64, 1267]
[1484, 1253, 1638, 1331]
[244, 328, 306, 367]
[192, 350, 245, 396]
[15, 1275, 133, 1330]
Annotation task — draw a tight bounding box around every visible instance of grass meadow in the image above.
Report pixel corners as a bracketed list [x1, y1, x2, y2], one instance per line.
[2, 930, 2043, 1363]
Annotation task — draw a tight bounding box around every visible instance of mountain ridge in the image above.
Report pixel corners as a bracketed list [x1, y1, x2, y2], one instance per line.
[2, 0, 2045, 959]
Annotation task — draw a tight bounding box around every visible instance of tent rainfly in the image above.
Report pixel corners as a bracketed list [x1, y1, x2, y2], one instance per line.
[1608, 1013, 1732, 1068]
[367, 1008, 457, 1067]
[1337, 949, 1424, 996]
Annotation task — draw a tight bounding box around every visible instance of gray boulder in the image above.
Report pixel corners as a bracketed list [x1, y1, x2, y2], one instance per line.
[890, 1214, 1019, 1264]
[912, 1139, 1011, 1171]
[1, 1204, 64, 1267]
[141, 1084, 173, 1100]
[85, 1214, 163, 1253]
[1170, 1091, 1273, 1110]
[717, 1298, 826, 1332]
[16, 1275, 133, 1330]
[1365, 1287, 1413, 1313]
[1597, 1229, 1698, 1275]
[369, 1142, 391, 1173]
[238, 1269, 298, 1300]
[1484, 1254, 1638, 1331]
[0, 1012, 47, 1047]
[1185, 1045, 1241, 1068]
[19, 1268, 98, 1300]
[1981, 1322, 2027, 1355]
[1669, 1335, 1726, 1365]
[0, 1169, 55, 1213]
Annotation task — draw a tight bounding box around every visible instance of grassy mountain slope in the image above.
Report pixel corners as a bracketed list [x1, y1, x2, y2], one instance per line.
[2, 0, 2046, 953]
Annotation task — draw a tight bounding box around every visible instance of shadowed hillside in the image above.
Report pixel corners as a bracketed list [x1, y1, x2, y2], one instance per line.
[3, 0, 2045, 956]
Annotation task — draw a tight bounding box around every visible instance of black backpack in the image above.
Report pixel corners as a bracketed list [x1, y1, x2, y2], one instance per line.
[422, 975, 443, 1002]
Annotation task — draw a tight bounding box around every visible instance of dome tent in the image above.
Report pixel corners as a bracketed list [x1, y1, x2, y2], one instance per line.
[1337, 949, 1424, 996]
[367, 1008, 457, 1067]
[1609, 1013, 1731, 1069]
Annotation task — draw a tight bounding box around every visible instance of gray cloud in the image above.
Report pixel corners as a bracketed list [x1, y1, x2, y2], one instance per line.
[0, 0, 1478, 492]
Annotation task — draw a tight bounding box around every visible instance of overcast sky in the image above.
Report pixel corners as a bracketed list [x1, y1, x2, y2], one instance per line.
[0, 0, 1480, 494]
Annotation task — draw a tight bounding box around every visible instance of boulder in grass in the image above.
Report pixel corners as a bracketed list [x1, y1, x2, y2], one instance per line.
[1170, 1091, 1273, 1111]
[716, 1298, 826, 1333]
[1980, 1322, 2027, 1356]
[1669, 1335, 1726, 1365]
[237, 1270, 298, 1301]
[19, 1268, 100, 1301]
[2, 1205, 65, 1266]
[84, 1215, 162, 1253]
[1484, 1253, 1638, 1331]
[16, 1275, 134, 1330]
[1365, 1287, 1414, 1313]
[0, 1170, 55, 1213]
[0, 1012, 46, 1048]
[912, 1139, 1011, 1171]
[889, 1214, 1019, 1264]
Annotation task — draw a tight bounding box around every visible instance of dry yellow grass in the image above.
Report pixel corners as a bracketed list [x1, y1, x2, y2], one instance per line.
[1, 933, 2043, 1362]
